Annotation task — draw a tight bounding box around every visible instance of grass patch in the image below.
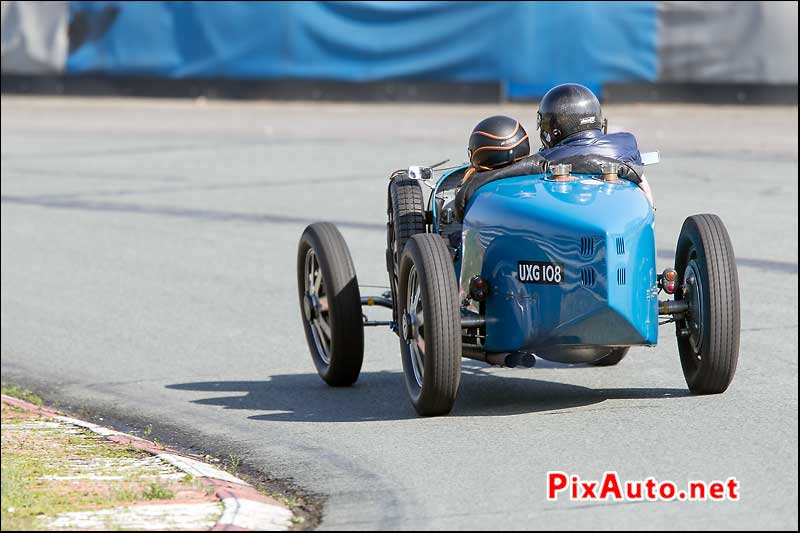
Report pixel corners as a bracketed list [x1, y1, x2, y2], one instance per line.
[142, 482, 175, 501]
[0, 450, 145, 530]
[227, 454, 241, 476]
[1, 456, 28, 526]
[0, 402, 209, 530]
[1, 385, 43, 407]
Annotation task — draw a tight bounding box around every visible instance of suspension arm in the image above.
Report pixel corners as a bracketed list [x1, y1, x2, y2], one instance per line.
[361, 296, 393, 309]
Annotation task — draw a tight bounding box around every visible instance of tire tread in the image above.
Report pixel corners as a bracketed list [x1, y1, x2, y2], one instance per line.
[399, 234, 461, 415]
[390, 178, 426, 257]
[675, 214, 739, 394]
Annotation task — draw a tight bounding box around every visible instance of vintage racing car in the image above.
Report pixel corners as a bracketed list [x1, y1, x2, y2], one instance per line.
[296, 153, 740, 416]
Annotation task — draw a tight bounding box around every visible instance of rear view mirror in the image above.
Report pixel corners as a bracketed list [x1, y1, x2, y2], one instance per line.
[408, 165, 435, 181]
[641, 151, 661, 166]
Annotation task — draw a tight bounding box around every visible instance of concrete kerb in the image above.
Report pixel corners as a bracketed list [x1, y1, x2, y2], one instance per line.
[1, 394, 294, 531]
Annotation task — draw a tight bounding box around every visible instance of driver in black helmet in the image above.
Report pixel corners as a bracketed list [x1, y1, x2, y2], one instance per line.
[537, 83, 654, 205]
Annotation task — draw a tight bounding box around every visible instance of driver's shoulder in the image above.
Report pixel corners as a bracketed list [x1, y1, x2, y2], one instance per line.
[594, 131, 639, 150]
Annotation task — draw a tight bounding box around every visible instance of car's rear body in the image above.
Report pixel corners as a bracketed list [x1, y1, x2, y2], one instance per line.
[458, 173, 658, 363]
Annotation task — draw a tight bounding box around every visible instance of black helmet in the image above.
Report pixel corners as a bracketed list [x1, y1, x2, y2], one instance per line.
[468, 115, 530, 171]
[537, 83, 605, 148]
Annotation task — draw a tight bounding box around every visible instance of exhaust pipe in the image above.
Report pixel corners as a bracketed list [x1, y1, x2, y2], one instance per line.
[495, 351, 536, 368]
[463, 344, 535, 368]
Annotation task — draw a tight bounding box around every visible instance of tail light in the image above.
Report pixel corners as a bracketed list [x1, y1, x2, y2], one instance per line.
[469, 276, 489, 302]
[661, 268, 678, 294]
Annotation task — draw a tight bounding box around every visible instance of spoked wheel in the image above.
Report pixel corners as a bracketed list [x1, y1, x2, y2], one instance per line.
[588, 347, 629, 366]
[297, 222, 364, 386]
[675, 214, 740, 394]
[303, 249, 332, 365]
[405, 265, 426, 388]
[398, 234, 461, 416]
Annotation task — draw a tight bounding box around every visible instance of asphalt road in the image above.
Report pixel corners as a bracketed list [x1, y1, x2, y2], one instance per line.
[2, 96, 797, 530]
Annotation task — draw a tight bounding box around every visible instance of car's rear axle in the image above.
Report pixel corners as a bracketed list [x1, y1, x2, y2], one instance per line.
[659, 299, 689, 317]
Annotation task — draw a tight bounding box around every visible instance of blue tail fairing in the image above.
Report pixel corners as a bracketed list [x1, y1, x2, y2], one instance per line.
[459, 174, 658, 361]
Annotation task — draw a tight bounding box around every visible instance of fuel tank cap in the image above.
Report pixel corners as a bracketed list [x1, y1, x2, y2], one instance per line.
[600, 162, 622, 182]
[549, 163, 574, 181]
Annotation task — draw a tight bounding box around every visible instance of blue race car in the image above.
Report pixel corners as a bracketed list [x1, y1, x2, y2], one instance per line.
[297, 154, 740, 416]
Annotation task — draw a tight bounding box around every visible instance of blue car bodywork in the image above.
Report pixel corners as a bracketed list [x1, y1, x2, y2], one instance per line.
[435, 167, 658, 363]
[299, 152, 739, 415]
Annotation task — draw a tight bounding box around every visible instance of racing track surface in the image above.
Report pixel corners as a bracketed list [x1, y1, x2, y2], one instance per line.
[2, 96, 797, 529]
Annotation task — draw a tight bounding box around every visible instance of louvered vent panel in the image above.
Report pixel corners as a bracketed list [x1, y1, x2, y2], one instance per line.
[580, 267, 596, 287]
[580, 237, 594, 257]
[616, 237, 625, 255]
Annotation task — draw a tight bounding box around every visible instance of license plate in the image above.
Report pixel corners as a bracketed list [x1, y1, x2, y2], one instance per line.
[517, 261, 564, 285]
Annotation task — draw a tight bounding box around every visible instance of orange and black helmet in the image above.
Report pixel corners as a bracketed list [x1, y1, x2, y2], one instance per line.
[468, 115, 530, 171]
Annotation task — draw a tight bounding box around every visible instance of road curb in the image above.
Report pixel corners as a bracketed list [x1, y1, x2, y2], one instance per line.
[1, 394, 294, 531]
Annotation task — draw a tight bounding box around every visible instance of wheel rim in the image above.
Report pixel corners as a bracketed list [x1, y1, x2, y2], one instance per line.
[304, 248, 332, 365]
[683, 259, 704, 360]
[406, 265, 426, 388]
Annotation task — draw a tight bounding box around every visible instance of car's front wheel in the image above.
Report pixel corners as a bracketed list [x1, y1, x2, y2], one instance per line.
[398, 234, 461, 416]
[297, 222, 364, 387]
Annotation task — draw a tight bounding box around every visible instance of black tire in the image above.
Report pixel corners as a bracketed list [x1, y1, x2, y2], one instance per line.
[588, 347, 630, 366]
[397, 234, 462, 416]
[674, 214, 740, 394]
[297, 222, 364, 386]
[388, 177, 426, 262]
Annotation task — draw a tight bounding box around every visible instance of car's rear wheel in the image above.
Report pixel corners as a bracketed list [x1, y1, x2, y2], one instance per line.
[398, 234, 461, 416]
[674, 214, 740, 394]
[297, 222, 364, 386]
[588, 347, 629, 366]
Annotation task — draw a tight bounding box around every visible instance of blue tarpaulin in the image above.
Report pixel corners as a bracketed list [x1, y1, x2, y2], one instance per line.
[65, 1, 658, 99]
